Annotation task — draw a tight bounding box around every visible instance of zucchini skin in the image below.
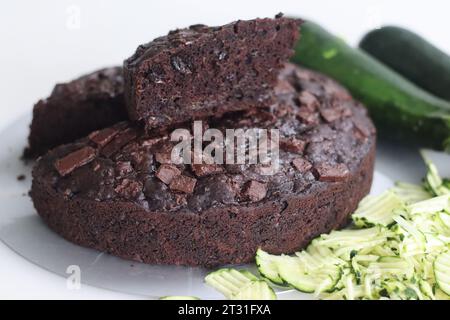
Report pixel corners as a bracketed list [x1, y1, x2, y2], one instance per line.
[291, 21, 450, 151]
[360, 26, 450, 102]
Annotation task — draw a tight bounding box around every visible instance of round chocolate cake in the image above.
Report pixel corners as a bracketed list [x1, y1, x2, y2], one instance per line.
[31, 64, 376, 267]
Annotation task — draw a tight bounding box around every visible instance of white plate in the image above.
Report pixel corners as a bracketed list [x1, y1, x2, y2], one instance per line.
[0, 114, 435, 299]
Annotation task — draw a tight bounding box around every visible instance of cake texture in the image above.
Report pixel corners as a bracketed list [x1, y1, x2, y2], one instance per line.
[31, 64, 376, 267]
[123, 15, 301, 130]
[24, 67, 128, 158]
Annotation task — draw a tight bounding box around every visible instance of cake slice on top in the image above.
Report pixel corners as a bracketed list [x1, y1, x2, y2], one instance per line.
[124, 15, 301, 130]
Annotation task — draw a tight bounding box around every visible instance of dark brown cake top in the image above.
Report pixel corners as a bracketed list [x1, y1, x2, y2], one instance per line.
[126, 16, 300, 70]
[36, 64, 375, 213]
[50, 67, 124, 101]
[24, 67, 127, 158]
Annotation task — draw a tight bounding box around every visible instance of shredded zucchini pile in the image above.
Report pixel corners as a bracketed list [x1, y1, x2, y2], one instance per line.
[206, 154, 450, 300]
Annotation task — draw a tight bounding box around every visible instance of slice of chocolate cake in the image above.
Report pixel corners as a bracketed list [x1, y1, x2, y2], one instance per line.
[123, 15, 301, 130]
[31, 64, 376, 267]
[24, 67, 128, 158]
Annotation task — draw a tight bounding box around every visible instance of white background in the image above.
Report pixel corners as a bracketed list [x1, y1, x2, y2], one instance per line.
[0, 0, 449, 299]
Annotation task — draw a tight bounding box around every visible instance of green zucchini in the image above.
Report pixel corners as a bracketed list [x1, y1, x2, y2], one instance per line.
[352, 191, 405, 228]
[204, 268, 258, 299]
[204, 268, 276, 300]
[231, 281, 277, 300]
[291, 20, 450, 151]
[360, 26, 450, 102]
[202, 158, 450, 300]
[255, 248, 285, 285]
[434, 251, 450, 295]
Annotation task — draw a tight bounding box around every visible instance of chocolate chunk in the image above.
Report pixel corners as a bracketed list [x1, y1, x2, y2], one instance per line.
[320, 108, 341, 123]
[242, 180, 267, 202]
[280, 137, 307, 154]
[352, 115, 374, 138]
[169, 175, 197, 193]
[292, 158, 312, 172]
[156, 164, 181, 184]
[297, 107, 320, 125]
[315, 163, 350, 182]
[298, 91, 319, 111]
[115, 179, 143, 199]
[54, 146, 96, 177]
[274, 79, 295, 95]
[191, 164, 224, 177]
[89, 127, 119, 147]
[155, 144, 174, 164]
[101, 128, 138, 157]
[155, 152, 172, 164]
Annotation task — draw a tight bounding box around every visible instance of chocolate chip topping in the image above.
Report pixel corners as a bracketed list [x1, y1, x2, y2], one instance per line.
[297, 107, 320, 125]
[191, 164, 224, 177]
[40, 64, 376, 213]
[298, 91, 319, 111]
[320, 108, 342, 123]
[274, 79, 295, 95]
[54, 146, 96, 177]
[115, 179, 143, 199]
[242, 180, 267, 202]
[154, 143, 174, 164]
[280, 137, 307, 154]
[156, 164, 181, 184]
[315, 163, 350, 182]
[169, 175, 197, 193]
[89, 127, 119, 147]
[100, 127, 138, 157]
[292, 158, 312, 173]
[352, 114, 375, 138]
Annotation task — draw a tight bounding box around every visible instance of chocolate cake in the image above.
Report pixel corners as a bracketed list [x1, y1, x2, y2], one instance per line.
[24, 67, 128, 158]
[123, 15, 300, 130]
[30, 64, 376, 267]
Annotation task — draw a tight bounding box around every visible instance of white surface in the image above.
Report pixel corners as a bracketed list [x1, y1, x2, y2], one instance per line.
[0, 0, 449, 299]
